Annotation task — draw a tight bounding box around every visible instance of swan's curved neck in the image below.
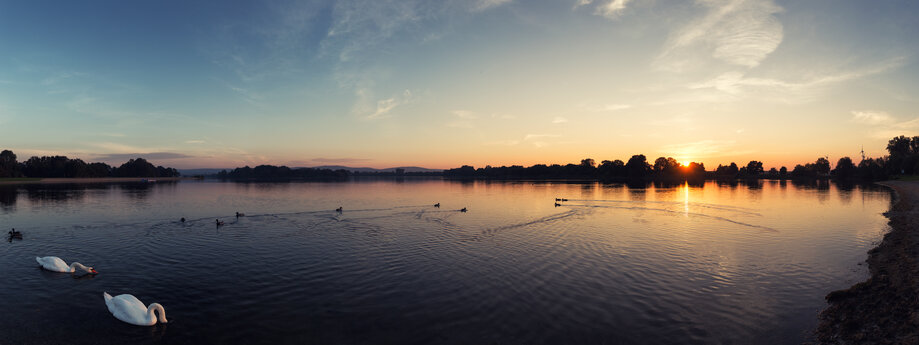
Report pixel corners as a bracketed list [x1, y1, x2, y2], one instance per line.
[148, 303, 167, 323]
[68, 262, 84, 272]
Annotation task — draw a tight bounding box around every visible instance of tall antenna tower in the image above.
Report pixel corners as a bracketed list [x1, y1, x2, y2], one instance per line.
[861, 146, 866, 161]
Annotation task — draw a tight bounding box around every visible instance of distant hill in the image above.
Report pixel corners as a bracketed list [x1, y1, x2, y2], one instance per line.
[179, 166, 441, 176]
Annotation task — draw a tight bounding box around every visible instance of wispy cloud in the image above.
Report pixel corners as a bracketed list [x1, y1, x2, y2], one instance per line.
[473, 0, 512, 12]
[582, 103, 632, 112]
[484, 139, 521, 146]
[452, 110, 478, 119]
[660, 140, 753, 158]
[229, 85, 265, 106]
[688, 58, 905, 102]
[656, 0, 783, 70]
[552, 116, 569, 124]
[92, 152, 194, 163]
[523, 134, 561, 141]
[446, 110, 483, 128]
[309, 157, 372, 164]
[363, 89, 416, 119]
[576, 0, 632, 18]
[851, 110, 893, 125]
[324, 1, 426, 62]
[849, 110, 919, 139]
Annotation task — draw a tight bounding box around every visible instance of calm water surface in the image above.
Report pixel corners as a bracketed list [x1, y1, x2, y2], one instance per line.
[0, 179, 891, 344]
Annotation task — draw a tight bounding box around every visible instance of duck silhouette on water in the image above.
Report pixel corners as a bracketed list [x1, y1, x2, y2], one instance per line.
[434, 203, 440, 208]
[236, 212, 245, 218]
[335, 207, 343, 213]
[8, 228, 22, 242]
[215, 219, 225, 227]
[460, 207, 467, 212]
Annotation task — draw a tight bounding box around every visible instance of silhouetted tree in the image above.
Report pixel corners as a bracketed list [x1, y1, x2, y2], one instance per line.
[815, 157, 831, 175]
[857, 157, 889, 181]
[0, 150, 19, 177]
[745, 161, 764, 176]
[598, 159, 626, 179]
[653, 157, 680, 177]
[625, 155, 651, 179]
[833, 157, 857, 180]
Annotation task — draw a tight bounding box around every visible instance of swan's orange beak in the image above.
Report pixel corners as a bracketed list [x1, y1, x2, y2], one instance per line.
[91, 269, 98, 274]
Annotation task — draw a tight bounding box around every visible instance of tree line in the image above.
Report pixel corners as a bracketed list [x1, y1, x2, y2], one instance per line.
[0, 150, 179, 178]
[443, 135, 912, 182]
[216, 165, 350, 181]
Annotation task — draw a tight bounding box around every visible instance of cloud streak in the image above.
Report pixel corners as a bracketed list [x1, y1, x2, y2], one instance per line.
[656, 0, 784, 70]
[363, 89, 416, 119]
[660, 140, 753, 159]
[92, 152, 194, 162]
[688, 57, 905, 102]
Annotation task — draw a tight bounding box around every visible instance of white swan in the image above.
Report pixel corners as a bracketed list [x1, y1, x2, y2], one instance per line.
[35, 256, 97, 274]
[104, 292, 168, 326]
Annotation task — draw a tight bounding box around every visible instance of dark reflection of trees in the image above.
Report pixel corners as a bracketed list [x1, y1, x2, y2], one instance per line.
[837, 184, 854, 205]
[626, 180, 651, 190]
[24, 184, 88, 204]
[715, 180, 739, 189]
[117, 182, 158, 200]
[741, 179, 763, 190]
[628, 185, 648, 202]
[576, 182, 595, 199]
[834, 180, 856, 192]
[0, 186, 17, 212]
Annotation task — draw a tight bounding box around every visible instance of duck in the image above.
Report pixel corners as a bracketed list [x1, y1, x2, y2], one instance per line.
[9, 228, 22, 239]
[215, 219, 225, 226]
[554, 203, 561, 207]
[460, 207, 467, 212]
[434, 203, 440, 208]
[36, 256, 98, 275]
[555, 198, 561, 201]
[561, 198, 568, 202]
[335, 207, 343, 213]
[180, 217, 186, 223]
[104, 292, 167, 326]
[236, 212, 245, 217]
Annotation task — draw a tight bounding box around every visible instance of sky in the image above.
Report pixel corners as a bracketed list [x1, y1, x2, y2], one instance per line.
[1, 0, 918, 170]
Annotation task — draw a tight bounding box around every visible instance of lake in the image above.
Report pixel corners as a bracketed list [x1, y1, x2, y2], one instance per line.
[0, 179, 891, 344]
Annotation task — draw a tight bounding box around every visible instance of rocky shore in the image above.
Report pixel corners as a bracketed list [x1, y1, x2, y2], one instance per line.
[817, 181, 919, 344]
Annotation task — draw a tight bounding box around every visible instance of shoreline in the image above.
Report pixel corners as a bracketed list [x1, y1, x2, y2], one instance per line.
[817, 181, 919, 343]
[0, 177, 191, 185]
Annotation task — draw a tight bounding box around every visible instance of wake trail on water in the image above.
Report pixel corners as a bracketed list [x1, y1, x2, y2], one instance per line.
[564, 204, 777, 232]
[565, 199, 762, 216]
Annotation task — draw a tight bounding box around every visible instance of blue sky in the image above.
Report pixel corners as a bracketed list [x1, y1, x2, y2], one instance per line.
[1, 0, 918, 169]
